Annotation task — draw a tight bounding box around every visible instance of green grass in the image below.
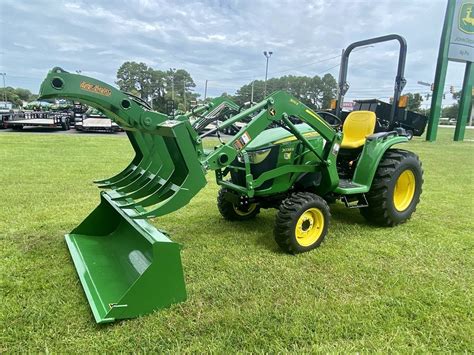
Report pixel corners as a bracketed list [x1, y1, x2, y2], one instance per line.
[1, 128, 473, 352]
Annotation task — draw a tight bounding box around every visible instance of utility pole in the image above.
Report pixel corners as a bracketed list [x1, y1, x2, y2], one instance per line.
[170, 68, 176, 101]
[263, 51, 273, 97]
[183, 81, 186, 112]
[204, 80, 208, 100]
[0, 73, 6, 107]
[251, 80, 254, 103]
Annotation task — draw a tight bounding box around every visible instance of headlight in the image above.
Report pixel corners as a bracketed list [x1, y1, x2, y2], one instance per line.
[237, 148, 271, 164]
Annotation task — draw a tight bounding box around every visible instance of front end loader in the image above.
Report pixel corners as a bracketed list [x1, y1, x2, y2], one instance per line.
[38, 66, 423, 323]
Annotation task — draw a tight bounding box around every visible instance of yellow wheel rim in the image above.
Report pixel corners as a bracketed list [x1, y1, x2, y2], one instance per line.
[233, 203, 257, 216]
[393, 169, 416, 211]
[295, 208, 325, 247]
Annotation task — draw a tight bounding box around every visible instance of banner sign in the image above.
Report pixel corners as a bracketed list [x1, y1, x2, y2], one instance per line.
[448, 0, 474, 62]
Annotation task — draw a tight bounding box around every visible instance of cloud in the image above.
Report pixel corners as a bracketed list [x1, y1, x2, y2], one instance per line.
[0, 0, 465, 107]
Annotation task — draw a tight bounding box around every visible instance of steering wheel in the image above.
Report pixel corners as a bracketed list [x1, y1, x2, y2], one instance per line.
[316, 111, 342, 130]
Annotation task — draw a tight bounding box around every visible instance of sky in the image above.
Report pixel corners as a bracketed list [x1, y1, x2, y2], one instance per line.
[0, 0, 468, 107]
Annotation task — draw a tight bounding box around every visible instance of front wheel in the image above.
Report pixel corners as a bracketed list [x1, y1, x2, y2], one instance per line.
[217, 188, 260, 221]
[274, 192, 330, 254]
[360, 149, 423, 226]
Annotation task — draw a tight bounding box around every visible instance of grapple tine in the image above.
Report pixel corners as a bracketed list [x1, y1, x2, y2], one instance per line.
[111, 134, 171, 197]
[121, 121, 207, 219]
[94, 131, 143, 185]
[113, 177, 169, 208]
[111, 136, 176, 203]
[101, 133, 155, 190]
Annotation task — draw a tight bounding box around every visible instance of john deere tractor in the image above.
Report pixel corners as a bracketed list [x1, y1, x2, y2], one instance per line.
[37, 45, 423, 322]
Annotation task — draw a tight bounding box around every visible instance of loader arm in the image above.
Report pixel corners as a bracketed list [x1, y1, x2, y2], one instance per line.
[190, 96, 240, 133]
[200, 91, 342, 195]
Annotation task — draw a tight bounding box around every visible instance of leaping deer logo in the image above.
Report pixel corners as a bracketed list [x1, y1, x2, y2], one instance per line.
[459, 3, 474, 33]
[463, 6, 474, 25]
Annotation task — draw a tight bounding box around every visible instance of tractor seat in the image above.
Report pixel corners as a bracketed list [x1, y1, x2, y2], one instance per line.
[341, 111, 377, 149]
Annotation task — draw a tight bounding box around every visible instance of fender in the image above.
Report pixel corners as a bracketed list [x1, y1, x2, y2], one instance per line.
[352, 133, 409, 189]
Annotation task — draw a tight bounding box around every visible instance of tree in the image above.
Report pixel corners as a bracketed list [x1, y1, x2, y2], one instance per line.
[0, 87, 37, 108]
[163, 69, 197, 111]
[116, 62, 156, 99]
[232, 73, 338, 110]
[405, 93, 424, 112]
[442, 103, 459, 119]
[116, 62, 198, 112]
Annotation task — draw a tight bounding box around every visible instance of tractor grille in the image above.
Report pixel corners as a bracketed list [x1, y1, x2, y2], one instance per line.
[230, 146, 279, 190]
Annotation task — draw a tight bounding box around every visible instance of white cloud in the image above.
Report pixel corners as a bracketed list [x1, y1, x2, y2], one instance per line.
[0, 0, 466, 105]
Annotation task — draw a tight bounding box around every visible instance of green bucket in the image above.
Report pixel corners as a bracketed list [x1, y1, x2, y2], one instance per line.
[65, 192, 186, 323]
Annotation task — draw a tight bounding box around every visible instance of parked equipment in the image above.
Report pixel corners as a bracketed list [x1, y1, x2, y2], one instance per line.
[190, 96, 242, 135]
[330, 34, 428, 138]
[38, 65, 423, 323]
[75, 107, 121, 133]
[5, 110, 73, 130]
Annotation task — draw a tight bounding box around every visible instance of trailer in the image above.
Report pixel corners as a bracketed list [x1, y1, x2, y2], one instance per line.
[4, 110, 73, 130]
[71, 102, 88, 126]
[75, 107, 121, 133]
[0, 109, 13, 129]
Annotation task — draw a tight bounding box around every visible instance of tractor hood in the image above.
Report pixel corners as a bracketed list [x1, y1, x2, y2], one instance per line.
[245, 123, 320, 151]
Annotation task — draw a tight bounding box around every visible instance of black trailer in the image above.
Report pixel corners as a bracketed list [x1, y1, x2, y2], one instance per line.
[352, 99, 427, 138]
[4, 110, 73, 130]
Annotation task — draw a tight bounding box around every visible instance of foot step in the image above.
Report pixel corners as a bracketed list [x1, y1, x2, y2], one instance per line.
[342, 194, 368, 209]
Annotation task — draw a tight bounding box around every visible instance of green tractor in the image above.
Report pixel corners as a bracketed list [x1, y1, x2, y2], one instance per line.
[37, 56, 422, 322]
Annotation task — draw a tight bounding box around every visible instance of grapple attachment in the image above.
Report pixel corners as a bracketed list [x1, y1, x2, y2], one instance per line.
[38, 68, 207, 322]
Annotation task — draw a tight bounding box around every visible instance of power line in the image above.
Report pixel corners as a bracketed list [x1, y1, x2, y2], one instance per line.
[209, 53, 341, 83]
[206, 46, 375, 83]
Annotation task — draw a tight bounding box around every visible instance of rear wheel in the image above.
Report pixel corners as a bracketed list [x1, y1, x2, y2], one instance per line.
[274, 192, 330, 254]
[217, 188, 260, 221]
[61, 119, 70, 130]
[360, 149, 423, 226]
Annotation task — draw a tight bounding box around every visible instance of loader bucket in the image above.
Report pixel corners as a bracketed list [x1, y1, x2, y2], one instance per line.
[66, 192, 187, 323]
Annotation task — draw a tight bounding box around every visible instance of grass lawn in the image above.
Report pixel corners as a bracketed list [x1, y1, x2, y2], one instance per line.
[1, 128, 473, 352]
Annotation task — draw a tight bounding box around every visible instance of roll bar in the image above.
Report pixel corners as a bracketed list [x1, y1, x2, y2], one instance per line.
[336, 34, 408, 121]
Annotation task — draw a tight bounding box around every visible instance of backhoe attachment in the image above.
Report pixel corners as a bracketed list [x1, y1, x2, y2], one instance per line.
[39, 68, 207, 323]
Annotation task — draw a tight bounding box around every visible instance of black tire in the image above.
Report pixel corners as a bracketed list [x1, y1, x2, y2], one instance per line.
[360, 149, 423, 226]
[217, 188, 260, 221]
[274, 192, 330, 254]
[61, 119, 70, 130]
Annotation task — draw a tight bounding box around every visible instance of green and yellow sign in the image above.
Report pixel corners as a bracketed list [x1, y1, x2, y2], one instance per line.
[449, 0, 474, 62]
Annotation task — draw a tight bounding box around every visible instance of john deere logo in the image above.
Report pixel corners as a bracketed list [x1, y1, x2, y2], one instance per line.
[459, 2, 474, 34]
